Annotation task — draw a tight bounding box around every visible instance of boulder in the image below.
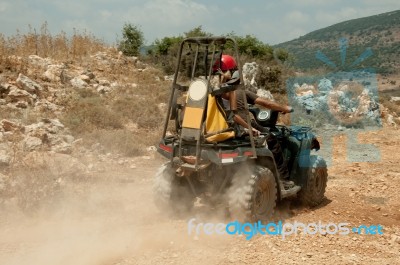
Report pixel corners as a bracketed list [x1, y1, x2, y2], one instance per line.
[318, 78, 332, 94]
[34, 99, 63, 113]
[242, 62, 258, 89]
[43, 64, 65, 82]
[0, 83, 11, 95]
[70, 76, 88, 89]
[390, 96, 400, 102]
[28, 55, 52, 68]
[23, 136, 43, 151]
[6, 85, 36, 104]
[79, 74, 91, 83]
[16, 73, 43, 94]
[1, 119, 22, 132]
[0, 143, 11, 167]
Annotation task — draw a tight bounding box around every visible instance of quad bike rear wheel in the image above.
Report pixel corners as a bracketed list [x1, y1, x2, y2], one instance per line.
[228, 165, 277, 222]
[153, 162, 195, 215]
[299, 155, 328, 207]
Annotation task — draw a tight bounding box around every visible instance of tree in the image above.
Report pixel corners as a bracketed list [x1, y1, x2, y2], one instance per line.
[152, 26, 211, 56]
[153, 36, 183, 55]
[184, 26, 211, 38]
[274, 48, 290, 63]
[226, 33, 274, 60]
[118, 23, 144, 56]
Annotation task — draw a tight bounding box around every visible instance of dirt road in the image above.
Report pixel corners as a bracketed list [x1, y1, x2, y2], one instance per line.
[0, 126, 399, 265]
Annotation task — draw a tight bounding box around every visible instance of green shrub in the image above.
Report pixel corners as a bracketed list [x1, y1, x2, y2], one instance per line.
[118, 23, 144, 56]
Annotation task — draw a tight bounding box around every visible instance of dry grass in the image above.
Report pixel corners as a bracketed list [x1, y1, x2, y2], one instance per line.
[0, 22, 107, 66]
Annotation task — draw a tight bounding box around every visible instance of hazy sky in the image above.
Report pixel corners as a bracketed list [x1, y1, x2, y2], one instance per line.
[0, 0, 398, 45]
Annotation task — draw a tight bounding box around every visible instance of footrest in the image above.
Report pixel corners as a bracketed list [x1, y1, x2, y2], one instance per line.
[281, 185, 301, 198]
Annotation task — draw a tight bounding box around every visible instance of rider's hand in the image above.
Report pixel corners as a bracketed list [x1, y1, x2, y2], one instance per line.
[252, 128, 261, 136]
[283, 106, 294, 114]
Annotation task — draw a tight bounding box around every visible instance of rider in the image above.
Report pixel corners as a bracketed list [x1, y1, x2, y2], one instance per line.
[213, 54, 294, 189]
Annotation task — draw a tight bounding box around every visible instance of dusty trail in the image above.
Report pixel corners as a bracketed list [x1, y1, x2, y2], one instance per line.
[0, 127, 399, 265]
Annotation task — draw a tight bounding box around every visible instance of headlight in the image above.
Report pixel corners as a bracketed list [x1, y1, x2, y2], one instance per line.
[258, 110, 270, 121]
[188, 79, 207, 102]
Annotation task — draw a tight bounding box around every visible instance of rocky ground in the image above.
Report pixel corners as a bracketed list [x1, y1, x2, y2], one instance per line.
[0, 52, 398, 265]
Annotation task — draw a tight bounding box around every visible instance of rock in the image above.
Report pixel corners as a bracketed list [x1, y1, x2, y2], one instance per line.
[318, 78, 332, 93]
[387, 114, 396, 126]
[1, 119, 22, 132]
[390, 96, 400, 102]
[28, 55, 52, 68]
[242, 62, 258, 89]
[146, 146, 157, 152]
[256, 89, 273, 100]
[82, 70, 95, 80]
[70, 77, 88, 89]
[0, 148, 11, 167]
[79, 74, 91, 83]
[34, 99, 62, 113]
[128, 56, 138, 64]
[97, 85, 112, 94]
[6, 85, 36, 104]
[16, 73, 43, 94]
[15, 101, 28, 108]
[24, 122, 45, 134]
[98, 79, 111, 86]
[23, 136, 43, 151]
[164, 75, 174, 81]
[297, 90, 314, 97]
[111, 82, 119, 89]
[51, 142, 72, 154]
[43, 64, 64, 82]
[45, 118, 65, 129]
[62, 135, 75, 144]
[157, 103, 167, 113]
[0, 83, 11, 95]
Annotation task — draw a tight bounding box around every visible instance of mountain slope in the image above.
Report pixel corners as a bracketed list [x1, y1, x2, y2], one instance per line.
[276, 10, 400, 73]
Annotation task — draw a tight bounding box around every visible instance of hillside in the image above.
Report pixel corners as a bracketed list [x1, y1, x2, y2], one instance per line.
[277, 10, 400, 74]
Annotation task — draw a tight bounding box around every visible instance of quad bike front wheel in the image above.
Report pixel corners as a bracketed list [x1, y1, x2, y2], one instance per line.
[153, 162, 195, 215]
[228, 165, 277, 222]
[299, 155, 328, 207]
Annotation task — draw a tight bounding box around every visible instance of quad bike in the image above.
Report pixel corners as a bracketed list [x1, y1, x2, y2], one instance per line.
[153, 36, 328, 221]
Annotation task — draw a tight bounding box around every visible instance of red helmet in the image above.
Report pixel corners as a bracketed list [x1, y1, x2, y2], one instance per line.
[213, 54, 237, 72]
